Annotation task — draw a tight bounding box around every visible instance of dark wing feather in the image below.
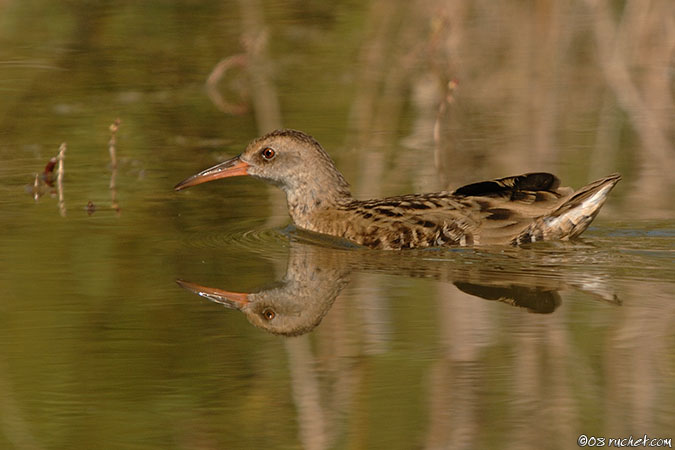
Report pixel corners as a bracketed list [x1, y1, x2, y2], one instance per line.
[453, 172, 561, 200]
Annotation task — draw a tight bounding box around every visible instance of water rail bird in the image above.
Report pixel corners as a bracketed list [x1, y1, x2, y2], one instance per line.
[175, 129, 621, 250]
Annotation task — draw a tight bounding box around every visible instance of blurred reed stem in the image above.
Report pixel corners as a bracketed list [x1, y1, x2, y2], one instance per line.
[109, 118, 120, 214]
[56, 142, 66, 217]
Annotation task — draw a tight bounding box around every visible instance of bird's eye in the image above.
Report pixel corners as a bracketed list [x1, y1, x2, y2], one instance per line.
[261, 147, 276, 160]
[262, 308, 276, 321]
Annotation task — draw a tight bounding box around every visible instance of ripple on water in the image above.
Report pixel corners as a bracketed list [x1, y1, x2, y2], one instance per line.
[180, 221, 290, 258]
[178, 222, 673, 283]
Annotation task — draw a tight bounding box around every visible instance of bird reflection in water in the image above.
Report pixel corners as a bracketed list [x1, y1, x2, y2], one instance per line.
[177, 239, 350, 336]
[177, 236, 620, 336]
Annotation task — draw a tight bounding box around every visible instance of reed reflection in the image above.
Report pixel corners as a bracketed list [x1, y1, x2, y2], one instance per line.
[176, 237, 619, 336]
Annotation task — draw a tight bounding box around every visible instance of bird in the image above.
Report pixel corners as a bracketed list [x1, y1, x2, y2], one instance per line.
[175, 239, 621, 336]
[175, 129, 621, 250]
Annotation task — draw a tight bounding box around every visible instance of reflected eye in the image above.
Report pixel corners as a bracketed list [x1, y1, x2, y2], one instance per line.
[262, 308, 276, 321]
[261, 147, 276, 160]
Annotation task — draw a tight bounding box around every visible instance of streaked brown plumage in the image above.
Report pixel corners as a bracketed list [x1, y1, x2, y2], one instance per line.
[175, 129, 621, 250]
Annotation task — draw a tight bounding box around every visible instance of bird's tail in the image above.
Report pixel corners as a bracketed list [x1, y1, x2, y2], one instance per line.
[514, 173, 621, 244]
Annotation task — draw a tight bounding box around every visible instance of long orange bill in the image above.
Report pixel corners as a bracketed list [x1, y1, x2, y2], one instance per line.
[176, 279, 250, 309]
[174, 156, 250, 191]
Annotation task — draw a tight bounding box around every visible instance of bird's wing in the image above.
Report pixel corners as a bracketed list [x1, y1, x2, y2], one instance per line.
[447, 172, 574, 244]
[339, 173, 576, 248]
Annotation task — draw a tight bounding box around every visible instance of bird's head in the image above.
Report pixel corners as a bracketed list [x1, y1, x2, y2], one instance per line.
[174, 129, 350, 202]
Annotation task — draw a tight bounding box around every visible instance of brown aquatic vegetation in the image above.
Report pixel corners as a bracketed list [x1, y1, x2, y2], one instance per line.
[175, 129, 620, 249]
[43, 157, 58, 187]
[29, 120, 123, 216]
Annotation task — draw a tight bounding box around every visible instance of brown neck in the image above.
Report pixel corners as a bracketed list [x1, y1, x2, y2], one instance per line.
[285, 185, 352, 231]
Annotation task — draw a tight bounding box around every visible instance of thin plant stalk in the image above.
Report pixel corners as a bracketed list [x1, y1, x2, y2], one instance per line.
[56, 142, 66, 217]
[109, 119, 120, 214]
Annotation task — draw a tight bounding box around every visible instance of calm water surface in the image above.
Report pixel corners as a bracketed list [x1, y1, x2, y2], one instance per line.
[1, 1, 674, 449]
